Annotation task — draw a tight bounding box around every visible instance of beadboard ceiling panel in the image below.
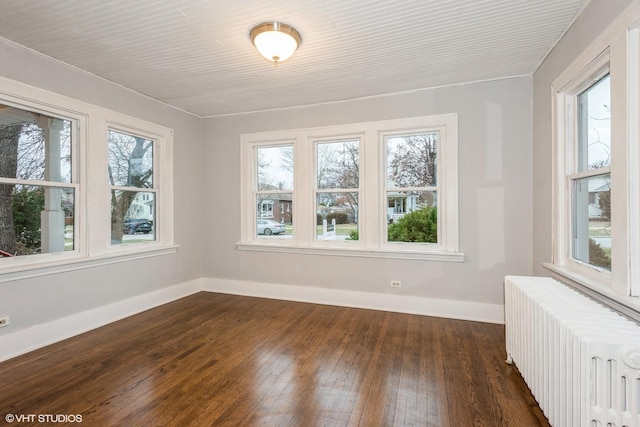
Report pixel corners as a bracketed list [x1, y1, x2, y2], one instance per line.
[0, 0, 588, 117]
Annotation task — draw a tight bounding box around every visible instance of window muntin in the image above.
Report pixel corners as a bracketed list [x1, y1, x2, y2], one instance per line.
[108, 129, 157, 245]
[255, 145, 293, 239]
[384, 133, 439, 244]
[0, 103, 77, 258]
[315, 139, 359, 241]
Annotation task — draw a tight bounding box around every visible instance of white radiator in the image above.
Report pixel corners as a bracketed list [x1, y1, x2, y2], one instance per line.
[504, 275, 640, 427]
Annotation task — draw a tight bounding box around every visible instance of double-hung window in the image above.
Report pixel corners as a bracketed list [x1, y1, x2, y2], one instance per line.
[108, 128, 157, 245]
[0, 101, 79, 262]
[551, 6, 640, 303]
[384, 132, 438, 245]
[254, 144, 293, 238]
[314, 138, 360, 242]
[0, 76, 174, 278]
[239, 114, 461, 261]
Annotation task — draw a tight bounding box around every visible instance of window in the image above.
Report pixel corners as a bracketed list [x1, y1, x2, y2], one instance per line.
[0, 103, 77, 259]
[108, 129, 157, 245]
[551, 12, 640, 302]
[384, 132, 438, 245]
[0, 76, 174, 278]
[240, 114, 461, 261]
[571, 74, 611, 271]
[254, 144, 293, 238]
[314, 138, 360, 241]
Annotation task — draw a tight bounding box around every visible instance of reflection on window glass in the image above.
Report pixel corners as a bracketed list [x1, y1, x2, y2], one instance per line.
[0, 184, 74, 256]
[572, 175, 611, 270]
[257, 145, 293, 191]
[578, 75, 610, 171]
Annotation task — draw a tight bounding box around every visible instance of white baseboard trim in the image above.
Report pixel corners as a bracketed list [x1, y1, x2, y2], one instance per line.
[202, 278, 505, 325]
[0, 279, 203, 363]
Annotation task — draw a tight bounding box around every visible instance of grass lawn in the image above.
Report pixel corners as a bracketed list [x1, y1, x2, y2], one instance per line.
[283, 223, 358, 236]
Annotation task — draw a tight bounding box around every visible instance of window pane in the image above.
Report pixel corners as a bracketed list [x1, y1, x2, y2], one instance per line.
[0, 104, 72, 182]
[387, 191, 437, 243]
[256, 193, 292, 238]
[572, 174, 611, 270]
[316, 192, 358, 241]
[257, 145, 293, 191]
[0, 184, 74, 256]
[108, 130, 154, 188]
[578, 75, 610, 171]
[317, 140, 359, 189]
[111, 190, 155, 245]
[386, 133, 437, 188]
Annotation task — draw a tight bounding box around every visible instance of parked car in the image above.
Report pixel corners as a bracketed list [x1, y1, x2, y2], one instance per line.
[123, 218, 153, 234]
[257, 219, 285, 235]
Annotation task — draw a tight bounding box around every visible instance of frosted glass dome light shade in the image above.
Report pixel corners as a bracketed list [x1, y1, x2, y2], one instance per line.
[250, 22, 301, 64]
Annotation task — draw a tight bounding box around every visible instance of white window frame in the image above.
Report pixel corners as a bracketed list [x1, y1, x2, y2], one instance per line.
[106, 123, 167, 250]
[548, 5, 640, 306]
[239, 114, 462, 262]
[0, 94, 85, 268]
[552, 52, 612, 286]
[381, 127, 455, 252]
[312, 135, 363, 247]
[0, 76, 175, 282]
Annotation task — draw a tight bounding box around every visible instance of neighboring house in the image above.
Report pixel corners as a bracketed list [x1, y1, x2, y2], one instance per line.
[126, 192, 154, 221]
[387, 193, 418, 223]
[588, 176, 610, 219]
[258, 194, 292, 224]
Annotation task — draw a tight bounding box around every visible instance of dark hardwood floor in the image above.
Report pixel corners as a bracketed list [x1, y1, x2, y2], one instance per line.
[0, 292, 549, 426]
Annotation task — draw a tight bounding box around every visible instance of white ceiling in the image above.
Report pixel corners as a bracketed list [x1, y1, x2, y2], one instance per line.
[0, 0, 588, 117]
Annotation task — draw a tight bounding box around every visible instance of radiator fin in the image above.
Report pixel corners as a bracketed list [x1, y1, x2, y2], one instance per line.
[505, 276, 640, 427]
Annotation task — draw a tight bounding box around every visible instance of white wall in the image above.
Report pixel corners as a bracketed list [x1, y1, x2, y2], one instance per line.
[0, 39, 204, 338]
[531, 0, 634, 275]
[203, 76, 533, 311]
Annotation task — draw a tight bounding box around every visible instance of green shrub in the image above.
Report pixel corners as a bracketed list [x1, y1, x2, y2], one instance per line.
[388, 207, 437, 243]
[347, 230, 359, 241]
[589, 238, 611, 270]
[12, 187, 45, 255]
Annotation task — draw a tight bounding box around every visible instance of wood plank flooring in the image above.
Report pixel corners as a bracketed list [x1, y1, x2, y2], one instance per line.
[0, 293, 550, 426]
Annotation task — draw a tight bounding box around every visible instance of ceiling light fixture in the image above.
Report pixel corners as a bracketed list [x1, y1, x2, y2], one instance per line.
[250, 22, 301, 65]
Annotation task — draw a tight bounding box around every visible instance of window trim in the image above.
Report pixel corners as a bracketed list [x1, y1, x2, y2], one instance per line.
[0, 75, 175, 279]
[549, 6, 640, 301]
[239, 114, 462, 261]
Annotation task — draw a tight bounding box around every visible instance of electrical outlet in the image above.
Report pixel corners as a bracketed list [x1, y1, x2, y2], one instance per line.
[391, 280, 402, 288]
[0, 316, 9, 328]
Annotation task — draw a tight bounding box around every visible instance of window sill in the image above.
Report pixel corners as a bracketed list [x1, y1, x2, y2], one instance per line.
[543, 263, 640, 322]
[0, 244, 179, 284]
[236, 242, 464, 262]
